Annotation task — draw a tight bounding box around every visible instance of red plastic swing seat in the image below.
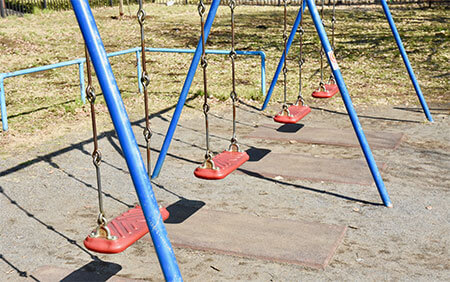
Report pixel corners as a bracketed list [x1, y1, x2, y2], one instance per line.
[194, 150, 249, 180]
[312, 83, 339, 98]
[273, 104, 311, 124]
[84, 206, 170, 254]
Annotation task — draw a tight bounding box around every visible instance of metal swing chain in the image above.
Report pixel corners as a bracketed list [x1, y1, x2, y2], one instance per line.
[331, 0, 336, 51]
[329, 0, 336, 84]
[84, 46, 115, 240]
[199, 0, 215, 169]
[281, 0, 290, 116]
[137, 0, 152, 177]
[296, 0, 305, 106]
[228, 0, 240, 152]
[318, 0, 326, 92]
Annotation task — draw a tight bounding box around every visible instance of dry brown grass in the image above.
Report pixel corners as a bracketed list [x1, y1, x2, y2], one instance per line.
[0, 4, 448, 156]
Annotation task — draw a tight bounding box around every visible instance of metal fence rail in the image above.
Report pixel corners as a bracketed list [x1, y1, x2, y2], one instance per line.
[0, 47, 266, 131]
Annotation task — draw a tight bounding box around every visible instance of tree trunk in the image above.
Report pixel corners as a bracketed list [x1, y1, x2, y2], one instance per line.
[119, 0, 124, 17]
[0, 0, 5, 18]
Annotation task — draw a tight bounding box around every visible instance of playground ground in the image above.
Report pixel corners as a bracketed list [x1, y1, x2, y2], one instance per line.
[1, 101, 449, 281]
[0, 3, 449, 281]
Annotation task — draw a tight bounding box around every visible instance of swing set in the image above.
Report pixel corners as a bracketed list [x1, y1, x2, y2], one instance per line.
[70, 0, 434, 279]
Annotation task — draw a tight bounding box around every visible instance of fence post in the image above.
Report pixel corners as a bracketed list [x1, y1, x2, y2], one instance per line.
[136, 50, 142, 94]
[79, 62, 86, 103]
[0, 76, 8, 131]
[43, 0, 47, 9]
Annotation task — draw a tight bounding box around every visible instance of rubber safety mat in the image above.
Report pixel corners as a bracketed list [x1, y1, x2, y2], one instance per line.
[239, 152, 386, 185]
[163, 209, 346, 269]
[247, 124, 404, 149]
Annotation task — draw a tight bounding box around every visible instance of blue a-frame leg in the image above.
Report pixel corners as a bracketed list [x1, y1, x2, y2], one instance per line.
[307, 0, 393, 207]
[379, 0, 433, 122]
[70, 1, 183, 281]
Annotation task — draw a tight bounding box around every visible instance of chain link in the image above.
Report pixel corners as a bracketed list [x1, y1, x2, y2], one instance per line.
[198, 0, 205, 16]
[141, 71, 150, 89]
[92, 149, 102, 167]
[86, 85, 96, 104]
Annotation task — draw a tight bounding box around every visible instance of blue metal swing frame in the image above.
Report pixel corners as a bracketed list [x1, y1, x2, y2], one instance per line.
[68, 0, 433, 279]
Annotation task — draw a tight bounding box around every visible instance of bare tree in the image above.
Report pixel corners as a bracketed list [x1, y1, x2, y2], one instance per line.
[119, 0, 124, 17]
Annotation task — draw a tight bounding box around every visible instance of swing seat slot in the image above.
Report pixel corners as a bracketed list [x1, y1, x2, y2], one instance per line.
[274, 105, 311, 124]
[84, 206, 170, 254]
[312, 84, 339, 98]
[194, 151, 249, 180]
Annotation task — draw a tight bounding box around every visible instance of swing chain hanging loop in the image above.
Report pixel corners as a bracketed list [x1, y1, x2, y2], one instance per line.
[90, 213, 116, 240]
[137, 8, 145, 25]
[141, 71, 150, 89]
[86, 85, 96, 104]
[228, 0, 236, 10]
[137, 0, 152, 176]
[296, 0, 306, 106]
[143, 126, 152, 142]
[198, 0, 205, 17]
[201, 56, 208, 69]
[92, 150, 102, 168]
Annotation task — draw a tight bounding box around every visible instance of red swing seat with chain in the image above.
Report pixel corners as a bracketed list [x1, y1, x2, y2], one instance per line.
[312, 83, 339, 98]
[194, 150, 249, 180]
[84, 206, 170, 254]
[274, 104, 311, 124]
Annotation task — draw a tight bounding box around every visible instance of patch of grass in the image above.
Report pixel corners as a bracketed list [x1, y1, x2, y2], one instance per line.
[0, 4, 448, 155]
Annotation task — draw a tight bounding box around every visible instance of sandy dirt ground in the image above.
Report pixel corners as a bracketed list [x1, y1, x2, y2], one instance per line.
[0, 100, 449, 281]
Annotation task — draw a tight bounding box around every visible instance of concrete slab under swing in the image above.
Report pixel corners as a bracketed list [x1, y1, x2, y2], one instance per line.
[239, 151, 386, 186]
[247, 124, 404, 149]
[162, 208, 346, 269]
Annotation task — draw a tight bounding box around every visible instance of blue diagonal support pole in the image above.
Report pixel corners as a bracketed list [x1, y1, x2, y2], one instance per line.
[379, 0, 433, 122]
[305, 0, 393, 208]
[70, 1, 183, 280]
[151, 0, 221, 179]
